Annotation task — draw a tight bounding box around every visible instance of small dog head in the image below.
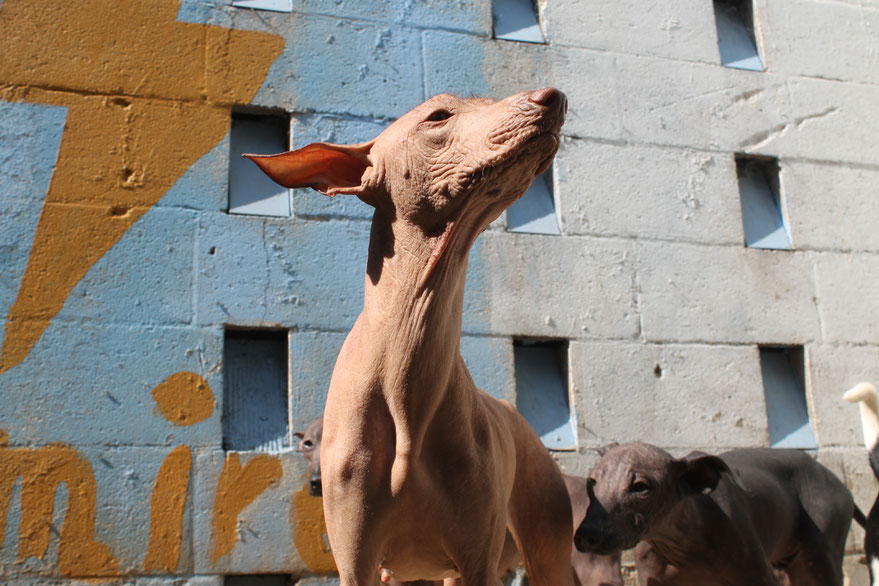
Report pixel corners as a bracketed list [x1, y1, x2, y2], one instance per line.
[245, 88, 566, 235]
[574, 442, 731, 555]
[293, 417, 323, 497]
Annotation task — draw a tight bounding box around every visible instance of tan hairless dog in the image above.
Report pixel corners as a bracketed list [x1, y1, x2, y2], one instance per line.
[295, 417, 624, 586]
[248, 88, 572, 586]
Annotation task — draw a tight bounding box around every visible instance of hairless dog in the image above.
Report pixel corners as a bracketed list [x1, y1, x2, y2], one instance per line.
[295, 417, 624, 586]
[574, 442, 855, 586]
[249, 88, 573, 586]
[844, 382, 879, 585]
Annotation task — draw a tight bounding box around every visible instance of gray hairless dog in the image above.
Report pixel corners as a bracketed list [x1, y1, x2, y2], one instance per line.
[295, 417, 624, 586]
[574, 442, 855, 586]
[249, 88, 573, 586]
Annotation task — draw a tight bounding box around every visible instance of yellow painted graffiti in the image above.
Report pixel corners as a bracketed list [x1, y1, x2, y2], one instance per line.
[144, 445, 193, 573]
[0, 0, 285, 373]
[291, 478, 338, 574]
[0, 442, 119, 577]
[152, 371, 216, 427]
[210, 452, 283, 563]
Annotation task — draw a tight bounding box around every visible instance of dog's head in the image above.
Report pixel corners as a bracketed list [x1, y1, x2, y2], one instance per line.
[293, 416, 323, 497]
[245, 88, 565, 234]
[574, 443, 731, 556]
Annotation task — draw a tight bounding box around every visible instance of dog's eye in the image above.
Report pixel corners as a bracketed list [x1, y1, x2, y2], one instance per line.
[302, 440, 314, 450]
[425, 109, 453, 122]
[630, 480, 650, 494]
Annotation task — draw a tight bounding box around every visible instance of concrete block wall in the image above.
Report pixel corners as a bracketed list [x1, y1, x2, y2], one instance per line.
[0, 0, 877, 583]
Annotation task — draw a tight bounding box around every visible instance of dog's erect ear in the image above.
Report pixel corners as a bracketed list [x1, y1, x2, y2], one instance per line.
[244, 141, 374, 197]
[596, 442, 619, 458]
[676, 452, 731, 496]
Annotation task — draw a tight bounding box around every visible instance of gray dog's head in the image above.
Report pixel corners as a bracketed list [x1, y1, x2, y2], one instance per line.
[574, 442, 731, 555]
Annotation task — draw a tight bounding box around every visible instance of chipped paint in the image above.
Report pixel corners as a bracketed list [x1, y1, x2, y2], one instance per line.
[144, 445, 192, 573]
[152, 372, 215, 427]
[210, 452, 283, 563]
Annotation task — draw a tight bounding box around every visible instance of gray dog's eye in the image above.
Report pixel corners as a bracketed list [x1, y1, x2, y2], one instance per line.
[630, 480, 650, 494]
[303, 440, 314, 449]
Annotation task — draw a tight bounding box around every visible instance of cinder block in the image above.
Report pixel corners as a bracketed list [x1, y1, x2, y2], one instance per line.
[192, 449, 310, 575]
[556, 139, 742, 245]
[0, 446, 193, 579]
[57, 207, 195, 327]
[570, 340, 768, 449]
[815, 253, 879, 345]
[637, 241, 820, 344]
[808, 344, 879, 447]
[615, 55, 793, 154]
[290, 330, 347, 433]
[765, 0, 879, 85]
[783, 161, 879, 253]
[254, 14, 425, 117]
[479, 231, 639, 340]
[0, 323, 223, 447]
[459, 335, 515, 402]
[787, 77, 879, 166]
[196, 215, 369, 330]
[158, 134, 230, 213]
[422, 31, 490, 98]
[542, 0, 718, 64]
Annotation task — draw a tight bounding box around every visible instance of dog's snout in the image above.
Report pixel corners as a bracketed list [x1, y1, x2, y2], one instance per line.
[528, 87, 567, 112]
[574, 524, 604, 553]
[309, 476, 322, 497]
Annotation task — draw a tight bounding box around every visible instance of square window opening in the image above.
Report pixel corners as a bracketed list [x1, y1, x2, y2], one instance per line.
[514, 339, 576, 450]
[225, 575, 292, 586]
[736, 155, 791, 250]
[760, 346, 816, 450]
[714, 0, 764, 71]
[506, 168, 560, 235]
[223, 328, 290, 452]
[229, 109, 291, 217]
[492, 0, 545, 44]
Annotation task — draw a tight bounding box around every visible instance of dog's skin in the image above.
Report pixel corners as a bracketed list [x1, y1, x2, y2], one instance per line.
[844, 382, 879, 586]
[574, 442, 854, 586]
[295, 417, 623, 586]
[249, 88, 573, 586]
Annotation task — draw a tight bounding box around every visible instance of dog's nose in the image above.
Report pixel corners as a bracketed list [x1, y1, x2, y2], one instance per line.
[309, 477, 322, 497]
[529, 87, 567, 113]
[573, 525, 604, 553]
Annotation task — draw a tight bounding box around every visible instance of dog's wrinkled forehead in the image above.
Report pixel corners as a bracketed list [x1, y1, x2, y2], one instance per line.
[593, 444, 672, 485]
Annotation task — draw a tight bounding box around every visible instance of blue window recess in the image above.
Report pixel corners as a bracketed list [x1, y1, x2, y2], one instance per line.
[760, 346, 817, 450]
[714, 0, 764, 71]
[492, 0, 545, 44]
[223, 329, 290, 452]
[514, 340, 577, 450]
[507, 169, 560, 235]
[229, 111, 291, 217]
[737, 155, 791, 250]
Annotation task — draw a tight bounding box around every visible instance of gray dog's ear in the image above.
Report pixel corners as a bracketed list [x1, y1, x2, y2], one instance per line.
[676, 451, 731, 496]
[244, 141, 375, 197]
